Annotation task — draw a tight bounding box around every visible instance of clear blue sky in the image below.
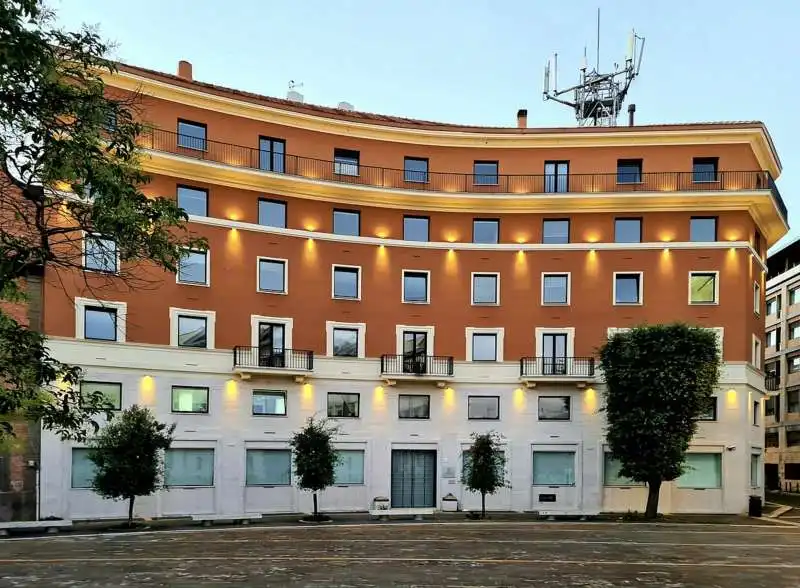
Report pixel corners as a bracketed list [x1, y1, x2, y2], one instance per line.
[54, 0, 798, 249]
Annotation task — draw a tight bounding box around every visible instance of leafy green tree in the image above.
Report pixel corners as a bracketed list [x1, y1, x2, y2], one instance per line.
[0, 1, 205, 440]
[599, 324, 721, 518]
[88, 405, 175, 526]
[290, 416, 339, 521]
[462, 431, 507, 519]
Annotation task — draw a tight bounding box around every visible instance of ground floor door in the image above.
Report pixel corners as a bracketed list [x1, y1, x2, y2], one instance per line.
[765, 463, 779, 491]
[391, 450, 436, 508]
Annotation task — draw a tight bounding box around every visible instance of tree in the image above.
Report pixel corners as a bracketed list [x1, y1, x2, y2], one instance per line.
[88, 405, 175, 526]
[462, 431, 507, 519]
[0, 1, 205, 440]
[290, 416, 339, 521]
[599, 323, 721, 518]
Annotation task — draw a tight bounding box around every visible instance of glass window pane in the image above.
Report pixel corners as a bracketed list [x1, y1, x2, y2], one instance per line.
[538, 396, 570, 420]
[473, 161, 498, 185]
[615, 275, 641, 304]
[751, 454, 760, 487]
[603, 453, 642, 486]
[333, 210, 360, 236]
[472, 334, 497, 361]
[334, 149, 359, 176]
[468, 396, 499, 419]
[398, 395, 430, 419]
[84, 308, 117, 341]
[690, 218, 717, 242]
[177, 186, 207, 217]
[80, 381, 122, 410]
[328, 393, 360, 418]
[676, 453, 722, 488]
[177, 316, 207, 348]
[332, 328, 358, 357]
[84, 236, 117, 272]
[259, 138, 286, 173]
[403, 216, 429, 241]
[165, 448, 214, 486]
[178, 251, 207, 284]
[542, 220, 569, 244]
[473, 220, 499, 244]
[543, 275, 568, 304]
[333, 268, 359, 299]
[252, 391, 287, 416]
[71, 448, 96, 488]
[259, 260, 286, 292]
[698, 396, 717, 421]
[614, 219, 641, 243]
[693, 159, 718, 182]
[245, 449, 291, 485]
[690, 273, 717, 303]
[258, 200, 286, 228]
[403, 272, 428, 302]
[532, 451, 575, 485]
[334, 450, 365, 484]
[617, 160, 642, 183]
[404, 158, 428, 183]
[544, 161, 569, 193]
[472, 274, 497, 304]
[177, 121, 206, 150]
[171, 386, 209, 413]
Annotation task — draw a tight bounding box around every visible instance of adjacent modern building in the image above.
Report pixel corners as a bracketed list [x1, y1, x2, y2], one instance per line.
[764, 237, 800, 490]
[37, 60, 788, 519]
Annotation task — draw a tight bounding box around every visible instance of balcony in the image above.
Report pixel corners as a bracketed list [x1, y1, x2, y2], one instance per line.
[140, 129, 788, 224]
[766, 374, 781, 391]
[380, 354, 454, 386]
[519, 357, 596, 387]
[233, 347, 314, 381]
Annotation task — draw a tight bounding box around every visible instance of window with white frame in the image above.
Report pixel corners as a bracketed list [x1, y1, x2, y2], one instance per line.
[178, 250, 209, 285]
[753, 336, 762, 369]
[80, 381, 122, 411]
[75, 298, 126, 342]
[171, 386, 209, 413]
[252, 390, 287, 416]
[472, 273, 499, 305]
[467, 395, 500, 420]
[532, 451, 575, 486]
[753, 400, 760, 426]
[326, 321, 365, 358]
[245, 449, 291, 486]
[170, 308, 215, 349]
[71, 448, 95, 488]
[689, 272, 718, 304]
[613, 272, 642, 305]
[165, 448, 214, 486]
[676, 453, 721, 489]
[332, 266, 360, 299]
[471, 333, 497, 361]
[754, 282, 761, 315]
[751, 453, 761, 487]
[542, 273, 569, 305]
[402, 270, 429, 303]
[334, 450, 365, 485]
[84, 234, 118, 273]
[258, 258, 287, 293]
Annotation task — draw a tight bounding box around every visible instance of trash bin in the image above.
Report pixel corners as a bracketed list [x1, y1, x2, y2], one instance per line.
[748, 495, 763, 517]
[441, 493, 458, 512]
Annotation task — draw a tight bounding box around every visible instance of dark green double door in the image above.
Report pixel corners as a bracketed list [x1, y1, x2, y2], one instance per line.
[391, 450, 437, 508]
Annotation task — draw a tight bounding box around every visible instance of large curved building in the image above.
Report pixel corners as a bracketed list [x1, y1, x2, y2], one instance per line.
[39, 60, 788, 518]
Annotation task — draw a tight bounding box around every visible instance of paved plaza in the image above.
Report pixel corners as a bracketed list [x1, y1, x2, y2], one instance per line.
[0, 521, 799, 587]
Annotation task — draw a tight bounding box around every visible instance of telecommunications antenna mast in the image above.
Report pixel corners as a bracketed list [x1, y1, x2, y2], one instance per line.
[543, 9, 645, 126]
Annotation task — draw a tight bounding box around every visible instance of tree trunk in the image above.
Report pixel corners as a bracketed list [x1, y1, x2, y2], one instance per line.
[481, 492, 486, 519]
[645, 479, 661, 519]
[312, 492, 318, 521]
[127, 495, 135, 527]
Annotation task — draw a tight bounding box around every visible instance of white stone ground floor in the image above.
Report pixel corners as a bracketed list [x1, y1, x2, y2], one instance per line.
[39, 339, 767, 520]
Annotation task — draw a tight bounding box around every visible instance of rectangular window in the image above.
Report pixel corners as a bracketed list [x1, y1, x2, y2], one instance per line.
[84, 307, 117, 341]
[693, 157, 719, 183]
[614, 273, 642, 305]
[84, 235, 118, 273]
[258, 199, 287, 228]
[791, 323, 800, 340]
[789, 430, 800, 447]
[334, 450, 365, 485]
[177, 119, 207, 150]
[753, 338, 762, 369]
[689, 272, 718, 304]
[246, 449, 291, 486]
[71, 448, 95, 489]
[789, 356, 800, 374]
[176, 185, 208, 217]
[328, 392, 360, 418]
[541, 333, 567, 375]
[252, 390, 287, 416]
[472, 219, 499, 244]
[178, 250, 208, 285]
[690, 217, 717, 242]
[463, 449, 505, 478]
[80, 381, 122, 410]
[751, 453, 761, 487]
[542, 273, 569, 305]
[754, 282, 762, 315]
[398, 394, 430, 419]
[471, 333, 497, 361]
[171, 386, 209, 414]
[165, 448, 214, 487]
[766, 328, 780, 350]
[766, 429, 780, 448]
[467, 396, 500, 420]
[532, 451, 575, 486]
[333, 148, 359, 176]
[333, 209, 360, 236]
[404, 157, 429, 183]
[332, 327, 358, 357]
[765, 396, 779, 418]
[542, 219, 570, 244]
[614, 218, 642, 243]
[473, 161, 499, 185]
[259, 137, 286, 173]
[538, 396, 571, 421]
[544, 161, 569, 193]
[791, 288, 800, 306]
[676, 453, 722, 489]
[616, 159, 642, 183]
[177, 315, 208, 348]
[332, 266, 360, 299]
[698, 396, 718, 421]
[767, 296, 781, 317]
[472, 273, 498, 305]
[403, 216, 429, 242]
[258, 258, 287, 293]
[753, 400, 760, 426]
[402, 270, 429, 303]
[603, 453, 642, 486]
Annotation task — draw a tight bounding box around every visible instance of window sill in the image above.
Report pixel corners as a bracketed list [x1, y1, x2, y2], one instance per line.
[689, 301, 719, 305]
[252, 413, 288, 418]
[471, 302, 500, 307]
[399, 417, 431, 420]
[532, 484, 576, 488]
[333, 295, 361, 301]
[538, 418, 572, 423]
[467, 417, 501, 421]
[83, 337, 120, 343]
[171, 411, 210, 415]
[83, 267, 120, 276]
[542, 302, 570, 307]
[245, 484, 291, 488]
[177, 280, 211, 288]
[258, 289, 288, 295]
[613, 302, 643, 306]
[403, 300, 430, 305]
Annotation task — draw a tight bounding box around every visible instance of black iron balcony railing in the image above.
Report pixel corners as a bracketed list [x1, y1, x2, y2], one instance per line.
[765, 373, 781, 391]
[140, 129, 788, 224]
[520, 357, 596, 378]
[380, 354, 454, 377]
[233, 347, 314, 371]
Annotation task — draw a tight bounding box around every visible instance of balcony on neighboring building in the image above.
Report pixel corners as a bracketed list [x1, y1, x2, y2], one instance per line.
[139, 129, 788, 223]
[766, 373, 781, 391]
[232, 346, 314, 381]
[380, 354, 454, 386]
[519, 356, 596, 388]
